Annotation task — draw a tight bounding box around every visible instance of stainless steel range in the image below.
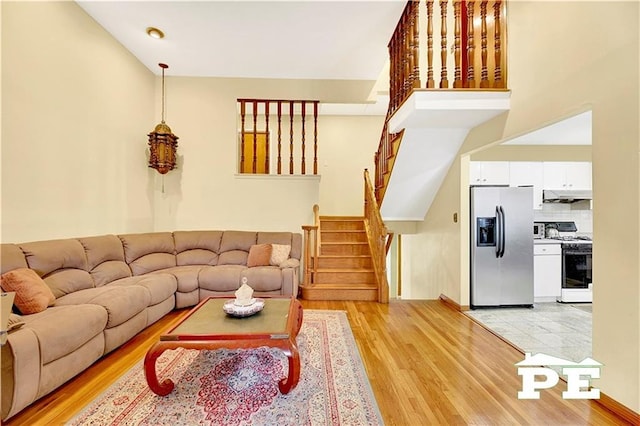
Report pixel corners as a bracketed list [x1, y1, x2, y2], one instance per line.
[543, 222, 593, 303]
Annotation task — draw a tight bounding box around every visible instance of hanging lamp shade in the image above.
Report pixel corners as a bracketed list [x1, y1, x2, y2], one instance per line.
[148, 63, 178, 174]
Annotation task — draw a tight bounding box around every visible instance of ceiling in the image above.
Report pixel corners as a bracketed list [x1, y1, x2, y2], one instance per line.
[76, 0, 407, 81]
[502, 111, 592, 145]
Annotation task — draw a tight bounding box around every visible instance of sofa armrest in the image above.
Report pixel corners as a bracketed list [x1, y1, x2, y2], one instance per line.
[2, 327, 41, 421]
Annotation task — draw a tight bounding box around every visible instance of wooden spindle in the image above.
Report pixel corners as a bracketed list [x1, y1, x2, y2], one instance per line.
[480, 0, 490, 88]
[426, 0, 435, 88]
[313, 101, 318, 174]
[301, 101, 306, 175]
[252, 100, 258, 173]
[493, 0, 504, 88]
[403, 10, 411, 96]
[439, 0, 449, 88]
[277, 101, 282, 174]
[453, 0, 463, 88]
[240, 100, 246, 173]
[264, 101, 270, 173]
[466, 0, 476, 88]
[411, 1, 421, 89]
[289, 101, 294, 174]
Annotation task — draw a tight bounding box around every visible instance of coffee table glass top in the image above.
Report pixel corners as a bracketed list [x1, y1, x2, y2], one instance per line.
[163, 297, 292, 340]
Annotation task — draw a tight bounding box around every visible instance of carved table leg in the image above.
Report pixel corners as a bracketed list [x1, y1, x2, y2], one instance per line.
[278, 338, 301, 394]
[144, 342, 175, 396]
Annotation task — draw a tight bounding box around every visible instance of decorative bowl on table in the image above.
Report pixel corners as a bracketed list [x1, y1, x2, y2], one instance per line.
[223, 298, 265, 317]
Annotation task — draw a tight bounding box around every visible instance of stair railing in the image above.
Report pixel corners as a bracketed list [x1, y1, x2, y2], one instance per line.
[301, 204, 320, 288]
[364, 169, 391, 303]
[377, 0, 508, 206]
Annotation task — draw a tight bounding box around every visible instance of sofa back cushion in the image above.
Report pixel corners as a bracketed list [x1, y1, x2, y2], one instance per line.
[78, 235, 132, 286]
[174, 231, 223, 266]
[257, 232, 302, 260]
[0, 244, 28, 274]
[119, 232, 176, 275]
[19, 239, 94, 298]
[218, 231, 257, 265]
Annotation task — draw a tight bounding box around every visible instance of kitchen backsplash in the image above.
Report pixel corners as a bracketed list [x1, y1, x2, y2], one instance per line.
[533, 200, 593, 234]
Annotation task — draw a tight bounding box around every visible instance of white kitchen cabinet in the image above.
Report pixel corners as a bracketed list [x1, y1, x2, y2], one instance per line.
[509, 162, 544, 209]
[469, 161, 510, 186]
[543, 162, 592, 190]
[534, 243, 562, 302]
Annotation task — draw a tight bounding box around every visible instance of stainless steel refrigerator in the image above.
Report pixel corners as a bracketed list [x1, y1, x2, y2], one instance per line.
[470, 186, 534, 308]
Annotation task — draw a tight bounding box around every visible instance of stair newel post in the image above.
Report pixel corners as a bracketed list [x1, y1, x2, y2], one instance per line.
[302, 225, 317, 287]
[240, 100, 246, 172]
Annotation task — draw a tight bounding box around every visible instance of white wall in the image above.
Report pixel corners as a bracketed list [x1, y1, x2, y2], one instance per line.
[2, 1, 155, 242]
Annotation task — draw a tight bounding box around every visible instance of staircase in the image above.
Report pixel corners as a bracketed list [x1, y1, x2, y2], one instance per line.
[300, 216, 378, 301]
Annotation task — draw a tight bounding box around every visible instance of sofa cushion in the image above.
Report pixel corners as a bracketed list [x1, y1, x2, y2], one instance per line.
[0, 244, 28, 275]
[257, 232, 302, 260]
[270, 244, 291, 266]
[78, 235, 131, 286]
[247, 244, 272, 267]
[21, 304, 107, 364]
[198, 265, 245, 292]
[174, 231, 222, 266]
[0, 268, 55, 314]
[119, 233, 176, 275]
[19, 239, 94, 298]
[241, 267, 283, 292]
[279, 258, 300, 269]
[148, 266, 202, 294]
[55, 286, 149, 328]
[219, 231, 257, 253]
[108, 273, 177, 305]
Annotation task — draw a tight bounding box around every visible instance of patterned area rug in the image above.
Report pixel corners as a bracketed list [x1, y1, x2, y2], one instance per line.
[68, 310, 382, 426]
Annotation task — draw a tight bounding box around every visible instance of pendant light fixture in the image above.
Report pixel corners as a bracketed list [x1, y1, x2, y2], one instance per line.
[148, 63, 178, 174]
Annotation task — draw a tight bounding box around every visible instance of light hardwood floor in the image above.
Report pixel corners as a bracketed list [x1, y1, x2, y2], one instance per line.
[4, 300, 631, 425]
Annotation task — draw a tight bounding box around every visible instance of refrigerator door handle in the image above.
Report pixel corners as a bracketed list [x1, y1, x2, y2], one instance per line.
[495, 206, 501, 258]
[499, 206, 506, 258]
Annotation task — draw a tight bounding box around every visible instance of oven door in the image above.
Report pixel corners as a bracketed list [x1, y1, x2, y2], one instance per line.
[562, 246, 592, 289]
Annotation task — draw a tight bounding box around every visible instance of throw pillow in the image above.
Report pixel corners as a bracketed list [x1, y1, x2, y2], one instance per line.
[247, 244, 273, 267]
[0, 268, 55, 314]
[270, 244, 291, 266]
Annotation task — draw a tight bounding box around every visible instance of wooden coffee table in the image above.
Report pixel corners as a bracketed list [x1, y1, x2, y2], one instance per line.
[144, 296, 303, 396]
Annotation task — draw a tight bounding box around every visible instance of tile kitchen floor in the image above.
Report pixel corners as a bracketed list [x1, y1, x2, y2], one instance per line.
[465, 302, 592, 365]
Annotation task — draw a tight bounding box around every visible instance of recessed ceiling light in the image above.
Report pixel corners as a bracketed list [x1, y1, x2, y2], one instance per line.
[146, 27, 164, 39]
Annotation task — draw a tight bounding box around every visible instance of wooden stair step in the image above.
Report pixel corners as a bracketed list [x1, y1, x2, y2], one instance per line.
[320, 230, 367, 243]
[319, 218, 365, 231]
[314, 269, 375, 284]
[300, 283, 378, 301]
[314, 255, 373, 269]
[321, 242, 370, 255]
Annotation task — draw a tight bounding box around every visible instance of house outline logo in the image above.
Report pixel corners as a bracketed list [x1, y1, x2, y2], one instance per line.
[516, 352, 602, 400]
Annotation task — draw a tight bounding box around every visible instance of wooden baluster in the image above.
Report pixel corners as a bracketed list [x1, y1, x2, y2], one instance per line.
[480, 0, 490, 88]
[439, 0, 449, 88]
[403, 10, 410, 97]
[426, 0, 435, 88]
[466, 1, 476, 88]
[240, 100, 246, 173]
[453, 0, 463, 88]
[313, 101, 318, 175]
[289, 101, 294, 174]
[412, 1, 421, 89]
[277, 101, 282, 174]
[493, 0, 504, 88]
[388, 40, 395, 112]
[252, 100, 258, 173]
[264, 101, 270, 173]
[301, 101, 306, 175]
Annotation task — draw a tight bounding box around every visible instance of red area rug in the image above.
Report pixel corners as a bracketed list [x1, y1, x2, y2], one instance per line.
[69, 310, 382, 425]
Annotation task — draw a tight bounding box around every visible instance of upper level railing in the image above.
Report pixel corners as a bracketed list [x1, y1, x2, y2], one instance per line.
[376, 0, 508, 202]
[237, 99, 320, 175]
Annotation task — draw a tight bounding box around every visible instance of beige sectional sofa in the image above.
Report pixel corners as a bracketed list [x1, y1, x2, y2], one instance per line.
[0, 230, 301, 421]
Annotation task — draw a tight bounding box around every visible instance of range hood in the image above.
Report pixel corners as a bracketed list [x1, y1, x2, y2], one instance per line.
[543, 189, 592, 203]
